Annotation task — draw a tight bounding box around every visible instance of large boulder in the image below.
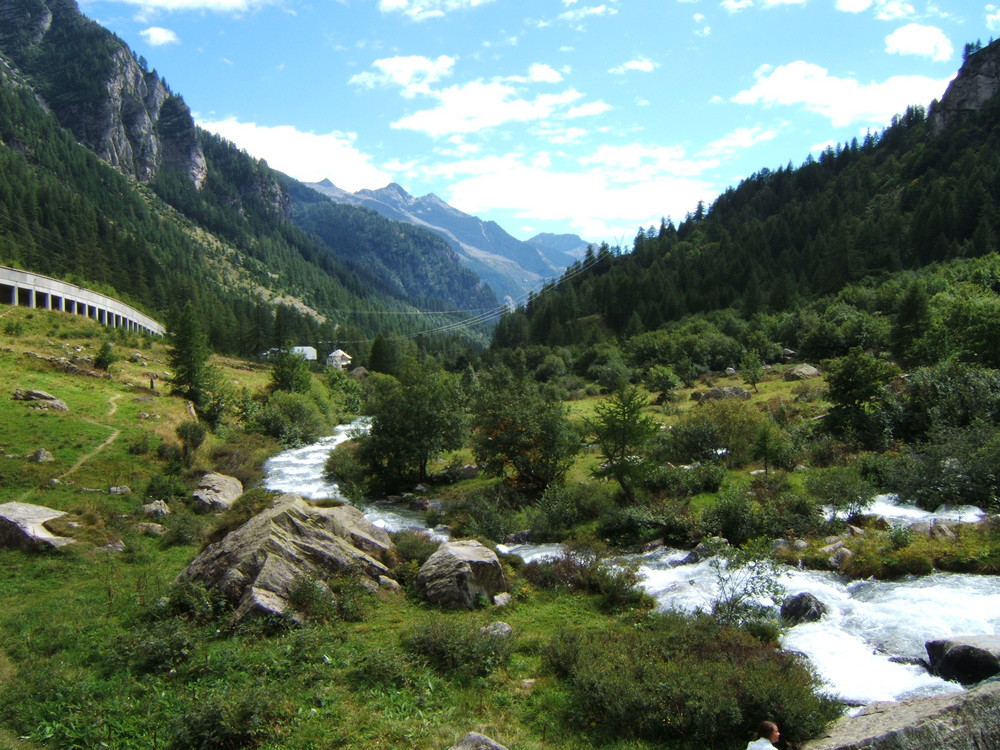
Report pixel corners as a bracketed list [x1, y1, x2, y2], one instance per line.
[0, 502, 75, 550]
[926, 635, 1000, 685]
[177, 494, 395, 623]
[13, 388, 69, 412]
[414, 540, 508, 609]
[781, 592, 827, 624]
[784, 364, 821, 381]
[800, 680, 1000, 750]
[190, 472, 243, 513]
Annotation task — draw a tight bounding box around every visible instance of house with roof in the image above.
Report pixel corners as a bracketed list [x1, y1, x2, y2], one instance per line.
[326, 349, 352, 370]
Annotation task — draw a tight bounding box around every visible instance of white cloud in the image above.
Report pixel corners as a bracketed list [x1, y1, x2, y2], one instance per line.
[732, 60, 951, 127]
[835, 0, 872, 11]
[762, 0, 806, 5]
[392, 83, 586, 136]
[608, 56, 657, 74]
[378, 0, 497, 22]
[348, 55, 456, 98]
[558, 4, 618, 23]
[196, 118, 393, 190]
[700, 125, 780, 157]
[140, 26, 180, 45]
[721, 0, 754, 12]
[885, 24, 953, 62]
[988, 4, 1000, 32]
[352, 59, 607, 138]
[565, 100, 612, 118]
[437, 147, 716, 240]
[527, 63, 564, 83]
[874, 1, 915, 20]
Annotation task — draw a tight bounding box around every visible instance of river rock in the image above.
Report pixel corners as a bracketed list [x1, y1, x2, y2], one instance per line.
[176, 494, 394, 623]
[414, 539, 508, 609]
[13, 388, 69, 412]
[781, 592, 827, 624]
[784, 364, 821, 381]
[800, 679, 1000, 750]
[447, 733, 509, 750]
[0, 502, 75, 550]
[190, 472, 243, 513]
[926, 635, 1000, 685]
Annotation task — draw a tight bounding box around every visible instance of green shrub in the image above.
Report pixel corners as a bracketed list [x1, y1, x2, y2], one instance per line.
[253, 391, 329, 447]
[148, 581, 230, 625]
[159, 513, 204, 548]
[522, 551, 654, 613]
[347, 647, 418, 689]
[642, 462, 726, 496]
[543, 612, 840, 747]
[402, 616, 512, 680]
[145, 473, 187, 502]
[168, 691, 285, 750]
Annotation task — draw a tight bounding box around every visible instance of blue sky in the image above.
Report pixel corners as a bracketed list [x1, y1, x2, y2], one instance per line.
[80, 0, 992, 245]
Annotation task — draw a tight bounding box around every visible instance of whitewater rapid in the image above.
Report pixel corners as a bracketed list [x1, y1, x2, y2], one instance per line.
[265, 427, 1000, 705]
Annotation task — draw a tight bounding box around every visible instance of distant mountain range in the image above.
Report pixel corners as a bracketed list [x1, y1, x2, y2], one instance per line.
[304, 180, 590, 301]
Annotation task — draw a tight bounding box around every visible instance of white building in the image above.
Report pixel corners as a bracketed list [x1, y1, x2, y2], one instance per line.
[326, 349, 352, 370]
[290, 346, 317, 361]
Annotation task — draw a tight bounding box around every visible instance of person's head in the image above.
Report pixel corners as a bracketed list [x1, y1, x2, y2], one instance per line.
[754, 720, 780, 742]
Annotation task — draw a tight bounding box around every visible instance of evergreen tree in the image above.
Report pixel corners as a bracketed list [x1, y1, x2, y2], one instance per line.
[167, 302, 213, 407]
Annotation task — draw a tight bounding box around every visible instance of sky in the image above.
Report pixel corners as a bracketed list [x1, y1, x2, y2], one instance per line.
[79, 0, 994, 246]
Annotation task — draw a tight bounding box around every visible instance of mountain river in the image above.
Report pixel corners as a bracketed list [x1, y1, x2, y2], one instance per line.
[264, 423, 1000, 706]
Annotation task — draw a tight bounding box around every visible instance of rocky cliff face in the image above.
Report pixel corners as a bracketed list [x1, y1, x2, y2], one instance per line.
[0, 0, 206, 187]
[929, 40, 1000, 135]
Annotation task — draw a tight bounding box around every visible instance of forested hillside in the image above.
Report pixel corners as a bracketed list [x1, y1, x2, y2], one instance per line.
[0, 0, 494, 361]
[495, 41, 1000, 357]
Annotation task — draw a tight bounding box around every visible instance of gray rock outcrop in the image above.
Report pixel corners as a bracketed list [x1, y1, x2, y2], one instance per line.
[13, 388, 68, 412]
[929, 39, 1000, 135]
[0, 502, 74, 550]
[926, 635, 1000, 685]
[30, 448, 54, 463]
[0, 0, 207, 187]
[177, 494, 395, 623]
[414, 540, 508, 609]
[447, 733, 509, 750]
[190, 472, 244, 513]
[800, 679, 1000, 750]
[784, 364, 821, 381]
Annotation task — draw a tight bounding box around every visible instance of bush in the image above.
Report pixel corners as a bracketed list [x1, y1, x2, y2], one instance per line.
[642, 462, 726, 496]
[522, 551, 654, 613]
[528, 483, 613, 541]
[543, 612, 840, 747]
[168, 691, 284, 750]
[402, 616, 512, 680]
[253, 391, 329, 446]
[347, 648, 419, 689]
[661, 401, 771, 468]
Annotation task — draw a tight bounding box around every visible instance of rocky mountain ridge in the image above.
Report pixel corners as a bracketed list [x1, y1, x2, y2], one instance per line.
[929, 39, 1000, 135]
[0, 0, 206, 188]
[306, 179, 587, 300]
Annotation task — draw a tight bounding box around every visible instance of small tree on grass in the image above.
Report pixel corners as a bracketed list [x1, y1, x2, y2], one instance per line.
[176, 420, 206, 468]
[94, 342, 118, 371]
[586, 386, 659, 503]
[739, 349, 764, 392]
